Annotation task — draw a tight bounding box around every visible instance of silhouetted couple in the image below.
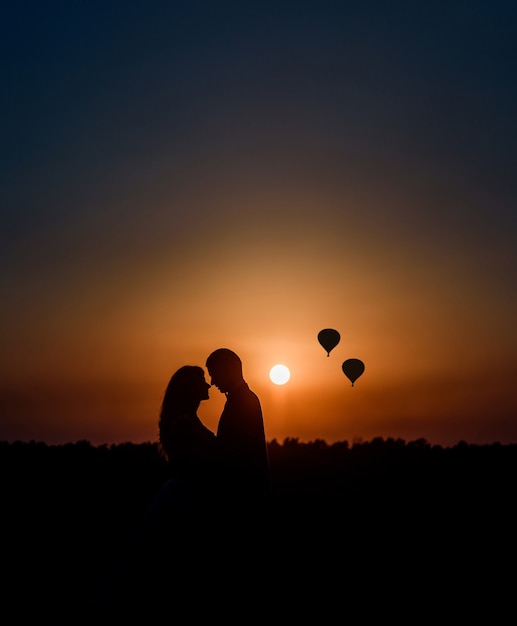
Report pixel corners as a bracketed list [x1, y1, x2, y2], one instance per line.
[90, 348, 271, 621]
[157, 348, 271, 511]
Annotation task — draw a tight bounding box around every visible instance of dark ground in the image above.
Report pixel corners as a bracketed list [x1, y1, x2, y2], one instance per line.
[2, 438, 515, 622]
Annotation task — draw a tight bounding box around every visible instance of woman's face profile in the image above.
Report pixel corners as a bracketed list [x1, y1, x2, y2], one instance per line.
[197, 373, 211, 401]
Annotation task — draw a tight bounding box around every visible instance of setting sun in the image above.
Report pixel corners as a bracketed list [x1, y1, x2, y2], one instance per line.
[269, 364, 291, 385]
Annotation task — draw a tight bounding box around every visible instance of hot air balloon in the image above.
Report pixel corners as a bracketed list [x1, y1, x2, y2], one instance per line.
[342, 358, 365, 386]
[318, 328, 340, 357]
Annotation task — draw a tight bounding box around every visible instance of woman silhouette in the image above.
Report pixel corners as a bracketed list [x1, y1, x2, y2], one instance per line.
[152, 365, 217, 513]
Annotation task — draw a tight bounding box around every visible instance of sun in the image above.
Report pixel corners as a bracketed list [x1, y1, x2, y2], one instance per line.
[269, 364, 291, 385]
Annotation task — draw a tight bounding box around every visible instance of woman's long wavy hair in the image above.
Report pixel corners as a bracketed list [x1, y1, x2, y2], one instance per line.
[158, 365, 205, 462]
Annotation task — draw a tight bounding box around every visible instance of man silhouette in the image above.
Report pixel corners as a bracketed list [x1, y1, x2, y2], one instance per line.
[206, 348, 271, 509]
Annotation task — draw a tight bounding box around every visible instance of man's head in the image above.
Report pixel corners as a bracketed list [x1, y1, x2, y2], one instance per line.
[206, 348, 243, 393]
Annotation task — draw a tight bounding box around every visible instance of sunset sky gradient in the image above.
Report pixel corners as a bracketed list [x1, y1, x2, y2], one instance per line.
[2, 1, 516, 447]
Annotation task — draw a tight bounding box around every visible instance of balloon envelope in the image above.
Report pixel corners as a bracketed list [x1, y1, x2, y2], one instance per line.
[342, 358, 365, 386]
[318, 328, 340, 356]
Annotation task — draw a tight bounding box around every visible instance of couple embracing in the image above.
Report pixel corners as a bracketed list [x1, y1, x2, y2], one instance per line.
[155, 347, 272, 517]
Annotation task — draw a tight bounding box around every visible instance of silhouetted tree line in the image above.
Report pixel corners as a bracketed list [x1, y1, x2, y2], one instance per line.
[2, 436, 516, 506]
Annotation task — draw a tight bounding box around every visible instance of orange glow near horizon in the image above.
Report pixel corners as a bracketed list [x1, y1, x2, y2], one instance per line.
[2, 317, 516, 448]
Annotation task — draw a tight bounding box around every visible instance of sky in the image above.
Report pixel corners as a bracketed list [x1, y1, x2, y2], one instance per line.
[1, 0, 516, 448]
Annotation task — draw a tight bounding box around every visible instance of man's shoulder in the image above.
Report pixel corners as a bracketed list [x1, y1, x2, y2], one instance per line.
[234, 382, 260, 402]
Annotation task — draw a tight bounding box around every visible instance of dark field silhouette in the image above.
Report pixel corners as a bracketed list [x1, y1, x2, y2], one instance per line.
[2, 437, 515, 621]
